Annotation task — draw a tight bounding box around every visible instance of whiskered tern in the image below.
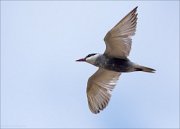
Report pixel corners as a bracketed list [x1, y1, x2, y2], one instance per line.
[76, 6, 155, 114]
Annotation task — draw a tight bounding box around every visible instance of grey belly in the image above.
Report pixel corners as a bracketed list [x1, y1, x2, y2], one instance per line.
[102, 58, 133, 72]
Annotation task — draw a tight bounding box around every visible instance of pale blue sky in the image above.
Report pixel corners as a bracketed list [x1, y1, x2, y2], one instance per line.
[1, 1, 179, 128]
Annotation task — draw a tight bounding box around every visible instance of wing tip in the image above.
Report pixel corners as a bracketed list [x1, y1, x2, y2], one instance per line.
[131, 6, 138, 14]
[134, 6, 138, 11]
[87, 88, 111, 114]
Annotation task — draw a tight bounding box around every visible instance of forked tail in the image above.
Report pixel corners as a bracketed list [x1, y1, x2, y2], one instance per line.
[134, 65, 156, 73]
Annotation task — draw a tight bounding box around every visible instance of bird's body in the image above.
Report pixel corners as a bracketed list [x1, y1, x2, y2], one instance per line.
[93, 54, 133, 72]
[88, 54, 155, 73]
[76, 6, 155, 114]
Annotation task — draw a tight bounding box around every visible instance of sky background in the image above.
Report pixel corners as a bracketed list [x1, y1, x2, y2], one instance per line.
[1, 1, 179, 128]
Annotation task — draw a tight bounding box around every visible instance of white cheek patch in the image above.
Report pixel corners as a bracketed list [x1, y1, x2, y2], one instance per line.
[86, 54, 99, 64]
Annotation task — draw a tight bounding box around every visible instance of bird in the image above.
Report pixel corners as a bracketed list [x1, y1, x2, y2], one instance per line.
[76, 6, 155, 114]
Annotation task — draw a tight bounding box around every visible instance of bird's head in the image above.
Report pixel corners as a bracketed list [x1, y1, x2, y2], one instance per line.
[76, 53, 100, 65]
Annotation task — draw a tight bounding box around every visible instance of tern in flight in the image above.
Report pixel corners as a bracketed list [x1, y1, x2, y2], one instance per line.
[76, 6, 155, 114]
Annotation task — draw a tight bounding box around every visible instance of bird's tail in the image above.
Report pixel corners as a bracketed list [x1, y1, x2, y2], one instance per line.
[134, 65, 156, 73]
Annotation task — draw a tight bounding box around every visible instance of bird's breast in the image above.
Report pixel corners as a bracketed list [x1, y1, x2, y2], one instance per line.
[96, 56, 132, 72]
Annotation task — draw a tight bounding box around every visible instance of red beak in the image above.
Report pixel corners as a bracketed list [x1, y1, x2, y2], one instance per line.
[76, 58, 85, 62]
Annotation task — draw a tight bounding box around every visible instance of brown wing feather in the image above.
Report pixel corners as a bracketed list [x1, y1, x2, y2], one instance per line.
[104, 6, 138, 58]
[87, 68, 121, 114]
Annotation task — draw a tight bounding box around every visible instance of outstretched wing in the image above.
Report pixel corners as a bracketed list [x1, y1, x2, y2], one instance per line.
[104, 6, 138, 58]
[87, 68, 121, 114]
